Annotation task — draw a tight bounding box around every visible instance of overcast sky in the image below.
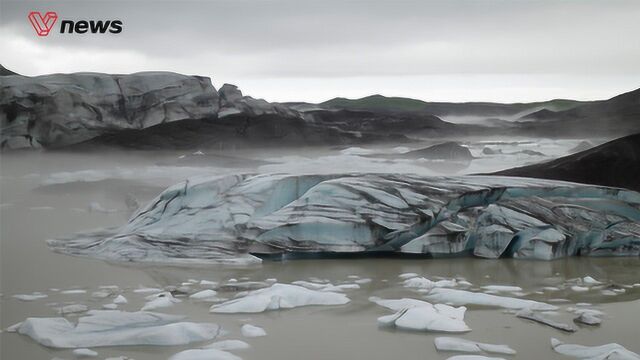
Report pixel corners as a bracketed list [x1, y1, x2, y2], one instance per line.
[1, 0, 639, 103]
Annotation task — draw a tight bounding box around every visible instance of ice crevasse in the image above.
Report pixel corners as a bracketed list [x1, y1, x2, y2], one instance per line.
[47, 173, 640, 264]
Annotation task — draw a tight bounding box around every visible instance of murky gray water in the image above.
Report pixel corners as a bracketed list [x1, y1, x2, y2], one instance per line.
[2, 148, 639, 360]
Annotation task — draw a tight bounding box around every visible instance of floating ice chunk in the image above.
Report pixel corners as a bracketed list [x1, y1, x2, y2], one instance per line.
[170, 348, 241, 360]
[424, 288, 556, 311]
[204, 339, 250, 351]
[582, 276, 602, 285]
[102, 304, 118, 310]
[16, 310, 221, 348]
[550, 338, 640, 359]
[574, 312, 602, 326]
[403, 277, 435, 289]
[200, 280, 219, 287]
[444, 356, 507, 360]
[434, 337, 516, 355]
[61, 290, 87, 295]
[141, 292, 181, 311]
[241, 324, 266, 337]
[72, 348, 98, 357]
[133, 287, 163, 294]
[481, 285, 523, 293]
[571, 286, 590, 292]
[399, 273, 419, 279]
[113, 295, 128, 304]
[13, 293, 48, 301]
[354, 278, 372, 285]
[210, 284, 349, 313]
[371, 297, 469, 333]
[58, 304, 89, 315]
[6, 322, 22, 332]
[190, 290, 219, 301]
[516, 309, 575, 332]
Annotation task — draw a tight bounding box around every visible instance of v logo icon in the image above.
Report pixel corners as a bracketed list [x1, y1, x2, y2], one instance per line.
[28, 11, 58, 37]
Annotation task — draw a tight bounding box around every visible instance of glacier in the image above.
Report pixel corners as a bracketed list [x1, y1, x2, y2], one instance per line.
[47, 174, 640, 263]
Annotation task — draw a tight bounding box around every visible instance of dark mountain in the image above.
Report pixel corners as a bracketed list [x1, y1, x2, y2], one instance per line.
[493, 133, 640, 191]
[516, 88, 640, 136]
[0, 64, 19, 76]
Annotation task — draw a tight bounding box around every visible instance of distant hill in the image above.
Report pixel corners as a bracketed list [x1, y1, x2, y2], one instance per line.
[493, 133, 640, 191]
[319, 94, 586, 119]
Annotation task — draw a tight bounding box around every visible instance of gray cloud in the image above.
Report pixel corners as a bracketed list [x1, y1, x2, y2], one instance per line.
[1, 0, 639, 102]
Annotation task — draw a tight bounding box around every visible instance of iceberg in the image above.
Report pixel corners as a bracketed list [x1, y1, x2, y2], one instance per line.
[16, 310, 221, 348]
[72, 348, 98, 357]
[550, 338, 640, 359]
[434, 337, 516, 355]
[47, 174, 640, 263]
[210, 283, 349, 313]
[371, 297, 470, 333]
[515, 309, 576, 332]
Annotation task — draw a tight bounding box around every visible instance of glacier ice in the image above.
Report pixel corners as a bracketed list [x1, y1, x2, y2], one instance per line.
[434, 337, 516, 355]
[47, 174, 640, 263]
[16, 310, 221, 348]
[371, 297, 470, 332]
[550, 338, 640, 359]
[210, 283, 349, 313]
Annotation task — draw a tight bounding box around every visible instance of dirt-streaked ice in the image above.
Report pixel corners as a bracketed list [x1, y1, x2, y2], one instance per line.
[371, 297, 470, 333]
[550, 338, 640, 359]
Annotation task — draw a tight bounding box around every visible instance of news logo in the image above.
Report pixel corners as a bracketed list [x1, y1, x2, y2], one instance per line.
[28, 11, 123, 36]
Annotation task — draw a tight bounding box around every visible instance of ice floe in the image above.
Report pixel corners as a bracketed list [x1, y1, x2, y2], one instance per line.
[550, 338, 640, 359]
[434, 337, 516, 355]
[57, 304, 89, 315]
[16, 310, 221, 348]
[371, 297, 470, 333]
[189, 290, 219, 301]
[210, 283, 349, 313]
[113, 295, 128, 304]
[241, 324, 267, 337]
[13, 292, 48, 301]
[424, 288, 556, 311]
[515, 309, 575, 332]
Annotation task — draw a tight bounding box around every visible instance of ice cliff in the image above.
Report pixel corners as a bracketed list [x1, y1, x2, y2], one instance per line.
[0, 71, 300, 149]
[48, 174, 640, 263]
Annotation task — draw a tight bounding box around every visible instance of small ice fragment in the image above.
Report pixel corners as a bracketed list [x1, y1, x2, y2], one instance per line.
[133, 287, 162, 294]
[200, 280, 219, 287]
[113, 295, 128, 304]
[582, 276, 602, 285]
[516, 309, 575, 332]
[102, 304, 118, 310]
[434, 337, 516, 355]
[61, 290, 87, 295]
[58, 304, 89, 315]
[399, 273, 419, 279]
[13, 293, 48, 301]
[574, 312, 602, 326]
[570, 286, 589, 292]
[481, 285, 523, 292]
[169, 348, 241, 360]
[241, 324, 266, 337]
[403, 277, 435, 289]
[6, 322, 23, 332]
[72, 348, 98, 358]
[204, 339, 250, 351]
[141, 292, 181, 311]
[189, 290, 219, 300]
[355, 278, 372, 285]
[445, 356, 507, 360]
